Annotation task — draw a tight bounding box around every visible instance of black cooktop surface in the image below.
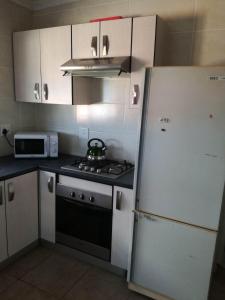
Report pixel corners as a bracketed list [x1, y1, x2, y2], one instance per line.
[61, 158, 134, 179]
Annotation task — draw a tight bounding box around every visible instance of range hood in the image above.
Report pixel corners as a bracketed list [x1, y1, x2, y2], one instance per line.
[60, 56, 131, 78]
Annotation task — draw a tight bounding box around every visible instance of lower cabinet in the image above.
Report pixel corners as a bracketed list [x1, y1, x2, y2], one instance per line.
[39, 171, 56, 243]
[0, 182, 7, 263]
[111, 186, 134, 269]
[5, 171, 38, 256]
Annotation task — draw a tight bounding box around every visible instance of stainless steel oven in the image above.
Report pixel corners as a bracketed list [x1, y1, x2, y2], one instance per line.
[56, 183, 112, 261]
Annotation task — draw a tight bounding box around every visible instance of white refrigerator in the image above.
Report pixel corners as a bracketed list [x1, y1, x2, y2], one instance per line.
[129, 67, 225, 300]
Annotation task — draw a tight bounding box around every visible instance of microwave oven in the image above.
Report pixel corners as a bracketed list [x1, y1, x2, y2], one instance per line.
[14, 132, 58, 158]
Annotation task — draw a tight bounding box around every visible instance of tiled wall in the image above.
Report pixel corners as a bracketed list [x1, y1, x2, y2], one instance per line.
[32, 0, 225, 162]
[0, 0, 34, 156]
[35, 78, 138, 162]
[32, 0, 225, 66]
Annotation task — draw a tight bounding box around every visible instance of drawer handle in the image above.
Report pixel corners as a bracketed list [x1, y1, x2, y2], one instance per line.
[43, 83, 48, 100]
[91, 36, 98, 57]
[34, 83, 40, 100]
[102, 35, 109, 56]
[8, 183, 15, 202]
[0, 185, 3, 205]
[48, 177, 54, 193]
[132, 84, 139, 105]
[116, 191, 122, 210]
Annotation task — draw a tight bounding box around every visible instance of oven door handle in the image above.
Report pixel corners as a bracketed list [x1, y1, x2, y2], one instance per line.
[58, 197, 112, 212]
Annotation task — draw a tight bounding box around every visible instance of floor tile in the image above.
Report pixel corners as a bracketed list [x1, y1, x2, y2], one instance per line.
[0, 280, 57, 300]
[4, 246, 52, 279]
[22, 252, 90, 298]
[63, 266, 129, 300]
[0, 272, 16, 294]
[127, 291, 149, 300]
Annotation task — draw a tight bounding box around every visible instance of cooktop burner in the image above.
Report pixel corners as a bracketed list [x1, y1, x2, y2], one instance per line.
[61, 158, 134, 179]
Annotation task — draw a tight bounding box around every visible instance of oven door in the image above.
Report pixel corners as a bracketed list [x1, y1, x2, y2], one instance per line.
[14, 135, 48, 158]
[56, 195, 112, 261]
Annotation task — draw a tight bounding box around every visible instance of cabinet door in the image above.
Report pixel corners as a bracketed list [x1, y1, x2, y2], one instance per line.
[131, 213, 216, 300]
[40, 26, 72, 104]
[111, 186, 134, 269]
[72, 23, 100, 59]
[13, 30, 41, 103]
[39, 171, 56, 243]
[0, 182, 7, 263]
[100, 18, 132, 58]
[5, 172, 38, 256]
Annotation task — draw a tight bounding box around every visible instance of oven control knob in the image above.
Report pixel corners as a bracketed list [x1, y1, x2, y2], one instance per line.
[84, 166, 90, 171]
[96, 168, 102, 174]
[89, 196, 95, 203]
[90, 167, 95, 172]
[79, 194, 84, 200]
[70, 192, 75, 198]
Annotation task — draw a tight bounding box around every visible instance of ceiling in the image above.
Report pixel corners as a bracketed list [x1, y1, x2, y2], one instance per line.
[11, 0, 80, 10]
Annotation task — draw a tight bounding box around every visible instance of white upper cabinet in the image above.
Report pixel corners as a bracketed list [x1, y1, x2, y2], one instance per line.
[13, 30, 41, 103]
[72, 18, 132, 59]
[72, 23, 99, 59]
[0, 182, 7, 263]
[40, 26, 72, 104]
[13, 26, 72, 105]
[100, 18, 132, 58]
[5, 172, 38, 256]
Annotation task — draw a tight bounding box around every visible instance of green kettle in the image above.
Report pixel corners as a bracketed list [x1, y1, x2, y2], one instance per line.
[87, 138, 107, 161]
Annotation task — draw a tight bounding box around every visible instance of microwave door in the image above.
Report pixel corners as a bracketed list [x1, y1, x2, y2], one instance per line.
[14, 137, 48, 158]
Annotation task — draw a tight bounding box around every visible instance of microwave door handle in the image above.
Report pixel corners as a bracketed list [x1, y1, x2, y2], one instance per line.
[45, 138, 49, 157]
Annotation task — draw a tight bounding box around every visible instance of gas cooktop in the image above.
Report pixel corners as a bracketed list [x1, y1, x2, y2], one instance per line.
[61, 158, 134, 179]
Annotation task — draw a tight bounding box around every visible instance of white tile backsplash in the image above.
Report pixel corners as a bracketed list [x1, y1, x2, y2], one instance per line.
[76, 103, 125, 131]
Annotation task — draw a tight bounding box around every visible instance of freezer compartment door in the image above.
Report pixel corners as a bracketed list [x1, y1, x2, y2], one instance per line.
[138, 67, 225, 230]
[130, 212, 216, 300]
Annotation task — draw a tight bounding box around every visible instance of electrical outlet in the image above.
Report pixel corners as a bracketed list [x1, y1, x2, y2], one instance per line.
[0, 124, 11, 136]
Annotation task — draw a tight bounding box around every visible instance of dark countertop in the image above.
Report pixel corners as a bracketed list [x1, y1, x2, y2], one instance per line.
[0, 155, 134, 189]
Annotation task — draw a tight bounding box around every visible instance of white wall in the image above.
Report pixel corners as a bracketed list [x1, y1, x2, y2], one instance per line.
[0, 0, 34, 156]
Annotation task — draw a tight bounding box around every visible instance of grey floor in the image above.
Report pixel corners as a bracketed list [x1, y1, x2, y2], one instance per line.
[0, 246, 224, 300]
[0, 246, 146, 300]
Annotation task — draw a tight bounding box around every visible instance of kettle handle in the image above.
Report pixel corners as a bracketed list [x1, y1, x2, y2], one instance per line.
[88, 138, 107, 150]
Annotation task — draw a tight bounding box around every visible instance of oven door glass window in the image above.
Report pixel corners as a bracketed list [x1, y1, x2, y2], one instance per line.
[56, 197, 112, 260]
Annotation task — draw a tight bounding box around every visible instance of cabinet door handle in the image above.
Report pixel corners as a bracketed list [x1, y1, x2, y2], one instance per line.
[8, 183, 15, 202]
[34, 83, 40, 100]
[132, 84, 139, 105]
[91, 36, 98, 57]
[43, 83, 48, 100]
[116, 191, 122, 210]
[0, 185, 3, 205]
[102, 35, 109, 56]
[48, 177, 54, 193]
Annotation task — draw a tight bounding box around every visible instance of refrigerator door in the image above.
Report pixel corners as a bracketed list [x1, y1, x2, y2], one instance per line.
[130, 212, 216, 300]
[138, 67, 225, 230]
